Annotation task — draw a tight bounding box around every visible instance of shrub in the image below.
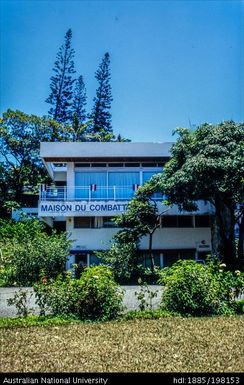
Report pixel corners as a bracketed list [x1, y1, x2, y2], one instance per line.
[75, 266, 124, 321]
[0, 219, 71, 286]
[33, 266, 124, 321]
[33, 271, 79, 316]
[158, 259, 244, 316]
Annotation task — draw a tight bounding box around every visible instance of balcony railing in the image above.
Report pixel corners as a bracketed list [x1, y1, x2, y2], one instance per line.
[40, 185, 163, 201]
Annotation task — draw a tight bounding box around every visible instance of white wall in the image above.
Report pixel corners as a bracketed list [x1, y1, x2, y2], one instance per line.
[66, 217, 211, 251]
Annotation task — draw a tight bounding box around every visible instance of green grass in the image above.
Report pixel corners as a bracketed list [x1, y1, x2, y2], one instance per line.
[0, 315, 243, 372]
[0, 315, 80, 328]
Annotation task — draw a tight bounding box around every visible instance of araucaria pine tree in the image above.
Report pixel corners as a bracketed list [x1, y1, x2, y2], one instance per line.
[72, 75, 87, 125]
[46, 29, 76, 123]
[90, 52, 113, 140]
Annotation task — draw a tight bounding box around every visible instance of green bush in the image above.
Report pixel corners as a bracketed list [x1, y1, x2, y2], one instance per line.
[34, 266, 124, 321]
[158, 259, 244, 316]
[0, 219, 71, 286]
[75, 265, 124, 321]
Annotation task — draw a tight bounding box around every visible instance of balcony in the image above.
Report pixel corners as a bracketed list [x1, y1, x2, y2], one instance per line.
[40, 185, 161, 202]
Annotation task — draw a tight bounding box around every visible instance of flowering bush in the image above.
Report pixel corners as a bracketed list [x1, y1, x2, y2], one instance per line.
[34, 266, 124, 321]
[158, 259, 244, 316]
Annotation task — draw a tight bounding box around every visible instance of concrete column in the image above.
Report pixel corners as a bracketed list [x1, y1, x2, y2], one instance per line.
[67, 162, 75, 200]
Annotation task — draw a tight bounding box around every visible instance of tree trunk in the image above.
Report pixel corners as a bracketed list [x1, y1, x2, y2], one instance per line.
[237, 213, 244, 270]
[148, 232, 155, 273]
[214, 197, 236, 270]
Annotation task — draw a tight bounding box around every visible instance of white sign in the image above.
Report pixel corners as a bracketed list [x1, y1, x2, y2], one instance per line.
[38, 201, 129, 217]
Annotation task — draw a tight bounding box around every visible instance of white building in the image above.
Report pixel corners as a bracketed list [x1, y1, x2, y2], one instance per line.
[38, 142, 212, 269]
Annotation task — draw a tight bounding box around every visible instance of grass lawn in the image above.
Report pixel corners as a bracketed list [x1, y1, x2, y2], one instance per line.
[0, 316, 243, 372]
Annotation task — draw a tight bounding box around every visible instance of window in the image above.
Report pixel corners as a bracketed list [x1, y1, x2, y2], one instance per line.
[75, 163, 91, 167]
[108, 163, 124, 167]
[102, 217, 118, 228]
[75, 172, 107, 199]
[74, 217, 95, 228]
[162, 216, 178, 227]
[178, 216, 193, 227]
[108, 172, 140, 199]
[195, 215, 210, 227]
[124, 163, 140, 167]
[91, 163, 107, 167]
[141, 162, 158, 167]
[89, 254, 102, 266]
[163, 251, 179, 267]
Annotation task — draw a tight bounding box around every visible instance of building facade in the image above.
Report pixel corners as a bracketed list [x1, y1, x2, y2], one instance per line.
[38, 142, 212, 269]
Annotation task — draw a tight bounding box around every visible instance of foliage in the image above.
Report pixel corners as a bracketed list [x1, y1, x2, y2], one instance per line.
[233, 299, 244, 315]
[157, 121, 244, 269]
[0, 109, 73, 216]
[7, 289, 34, 317]
[76, 265, 124, 321]
[0, 219, 70, 286]
[96, 240, 140, 282]
[46, 28, 76, 123]
[33, 271, 79, 316]
[159, 259, 244, 316]
[34, 266, 124, 321]
[0, 315, 80, 329]
[135, 278, 159, 311]
[72, 75, 87, 127]
[89, 52, 114, 140]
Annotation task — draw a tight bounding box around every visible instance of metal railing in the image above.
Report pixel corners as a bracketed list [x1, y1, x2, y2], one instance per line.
[40, 185, 163, 201]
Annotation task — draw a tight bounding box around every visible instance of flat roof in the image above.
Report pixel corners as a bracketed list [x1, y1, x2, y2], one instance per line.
[40, 142, 173, 161]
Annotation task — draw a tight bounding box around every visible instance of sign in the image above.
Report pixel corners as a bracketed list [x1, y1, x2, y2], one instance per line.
[38, 201, 129, 217]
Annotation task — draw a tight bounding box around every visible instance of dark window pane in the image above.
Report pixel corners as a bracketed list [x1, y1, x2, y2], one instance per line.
[195, 215, 210, 227]
[108, 163, 124, 167]
[162, 216, 178, 227]
[75, 163, 90, 167]
[178, 216, 193, 227]
[163, 251, 179, 267]
[74, 217, 94, 228]
[91, 163, 107, 167]
[102, 217, 117, 228]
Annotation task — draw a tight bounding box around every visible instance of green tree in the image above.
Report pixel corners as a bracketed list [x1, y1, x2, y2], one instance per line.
[0, 109, 70, 216]
[72, 75, 87, 125]
[115, 188, 164, 272]
[89, 52, 113, 141]
[0, 218, 71, 286]
[46, 28, 76, 123]
[158, 121, 244, 270]
[0, 110, 47, 213]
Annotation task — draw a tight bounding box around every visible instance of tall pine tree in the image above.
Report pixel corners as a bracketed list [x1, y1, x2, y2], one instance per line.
[46, 29, 76, 123]
[89, 52, 113, 141]
[71, 75, 88, 141]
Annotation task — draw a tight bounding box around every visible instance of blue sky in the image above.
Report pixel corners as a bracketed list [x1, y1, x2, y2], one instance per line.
[0, 0, 243, 141]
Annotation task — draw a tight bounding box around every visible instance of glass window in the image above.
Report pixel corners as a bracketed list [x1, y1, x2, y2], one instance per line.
[163, 251, 179, 267]
[75, 163, 90, 167]
[141, 163, 158, 167]
[124, 163, 140, 167]
[162, 216, 178, 227]
[108, 172, 140, 199]
[178, 216, 193, 227]
[91, 163, 107, 167]
[179, 250, 195, 260]
[195, 215, 210, 227]
[89, 254, 101, 266]
[108, 163, 124, 167]
[102, 217, 118, 228]
[75, 172, 107, 199]
[74, 217, 95, 228]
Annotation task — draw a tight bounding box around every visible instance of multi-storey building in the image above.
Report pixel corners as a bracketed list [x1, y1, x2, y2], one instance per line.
[38, 142, 212, 269]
